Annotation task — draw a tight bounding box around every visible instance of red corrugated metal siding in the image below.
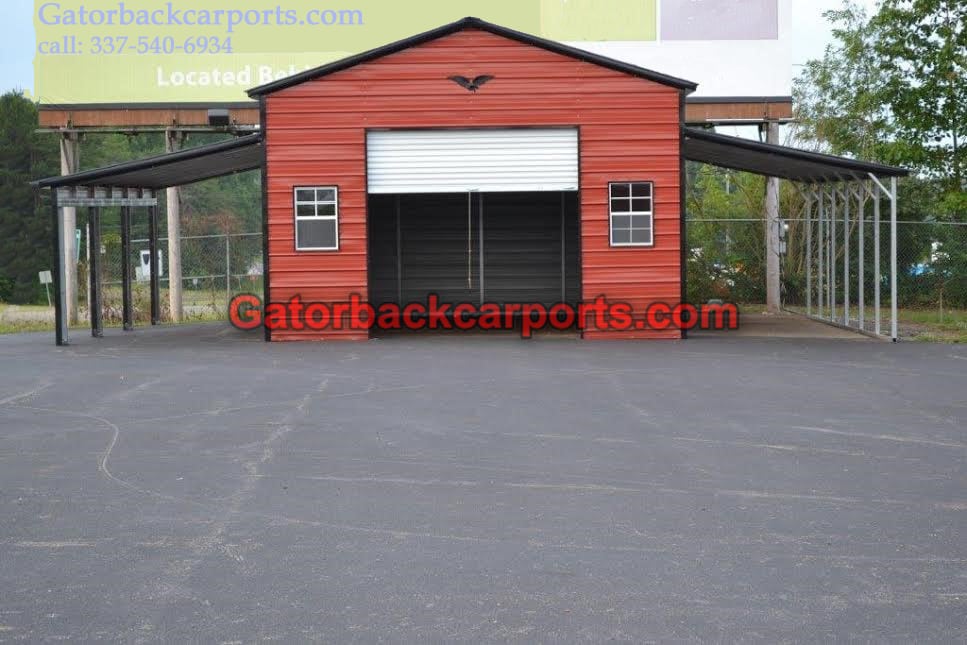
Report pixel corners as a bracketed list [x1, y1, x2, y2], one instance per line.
[265, 28, 682, 341]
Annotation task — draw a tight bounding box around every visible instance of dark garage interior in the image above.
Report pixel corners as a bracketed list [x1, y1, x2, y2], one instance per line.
[368, 192, 581, 312]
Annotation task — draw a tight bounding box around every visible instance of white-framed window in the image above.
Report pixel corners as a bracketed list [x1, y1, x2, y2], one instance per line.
[609, 181, 654, 247]
[294, 186, 339, 251]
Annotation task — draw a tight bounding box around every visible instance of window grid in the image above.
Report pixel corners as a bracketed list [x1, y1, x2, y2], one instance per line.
[609, 181, 654, 247]
[294, 187, 339, 251]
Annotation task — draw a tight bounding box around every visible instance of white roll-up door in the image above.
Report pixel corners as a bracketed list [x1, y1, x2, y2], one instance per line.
[366, 128, 579, 194]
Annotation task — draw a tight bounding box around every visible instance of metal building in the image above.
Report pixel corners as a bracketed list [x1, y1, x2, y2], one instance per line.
[35, 17, 909, 344]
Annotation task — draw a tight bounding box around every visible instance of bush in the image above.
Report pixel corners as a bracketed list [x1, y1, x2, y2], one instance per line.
[0, 275, 13, 303]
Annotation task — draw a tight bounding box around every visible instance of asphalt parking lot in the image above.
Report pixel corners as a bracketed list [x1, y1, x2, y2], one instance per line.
[1, 324, 965, 643]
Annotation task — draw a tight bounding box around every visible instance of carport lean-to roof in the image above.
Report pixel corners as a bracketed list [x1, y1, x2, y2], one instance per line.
[34, 14, 908, 346]
[684, 127, 908, 342]
[33, 134, 264, 346]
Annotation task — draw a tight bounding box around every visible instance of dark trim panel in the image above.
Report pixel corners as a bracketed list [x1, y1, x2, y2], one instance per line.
[248, 16, 697, 97]
[259, 98, 271, 342]
[679, 92, 688, 340]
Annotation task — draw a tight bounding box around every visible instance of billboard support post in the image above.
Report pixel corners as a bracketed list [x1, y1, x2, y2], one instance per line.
[763, 121, 782, 314]
[59, 132, 80, 325]
[166, 130, 185, 323]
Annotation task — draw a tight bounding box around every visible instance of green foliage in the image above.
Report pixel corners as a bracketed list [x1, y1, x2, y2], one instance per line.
[873, 0, 967, 190]
[794, 2, 897, 163]
[0, 102, 262, 304]
[0, 275, 13, 302]
[794, 0, 966, 199]
[0, 92, 58, 304]
[686, 163, 768, 304]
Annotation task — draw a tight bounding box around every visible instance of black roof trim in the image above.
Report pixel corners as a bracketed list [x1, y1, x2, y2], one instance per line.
[684, 127, 909, 180]
[247, 16, 698, 97]
[33, 134, 263, 188]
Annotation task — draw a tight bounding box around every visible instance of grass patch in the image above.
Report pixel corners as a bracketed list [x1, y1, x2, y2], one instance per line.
[0, 321, 53, 335]
[900, 308, 967, 344]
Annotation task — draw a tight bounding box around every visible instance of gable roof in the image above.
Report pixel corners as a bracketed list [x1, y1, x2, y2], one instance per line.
[247, 16, 698, 98]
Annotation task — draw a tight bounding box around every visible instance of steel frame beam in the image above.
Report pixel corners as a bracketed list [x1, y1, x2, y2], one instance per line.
[52, 191, 68, 346]
[148, 204, 161, 325]
[120, 205, 134, 331]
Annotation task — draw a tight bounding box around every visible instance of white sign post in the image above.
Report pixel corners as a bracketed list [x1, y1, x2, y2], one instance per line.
[39, 271, 53, 307]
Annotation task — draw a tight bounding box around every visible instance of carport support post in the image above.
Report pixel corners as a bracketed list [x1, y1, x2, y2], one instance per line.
[843, 187, 850, 327]
[874, 183, 882, 336]
[858, 185, 866, 331]
[88, 206, 103, 338]
[830, 187, 837, 323]
[148, 203, 161, 325]
[51, 191, 68, 346]
[120, 204, 134, 331]
[805, 187, 812, 316]
[816, 186, 826, 316]
[165, 130, 185, 323]
[890, 177, 898, 341]
[763, 122, 782, 314]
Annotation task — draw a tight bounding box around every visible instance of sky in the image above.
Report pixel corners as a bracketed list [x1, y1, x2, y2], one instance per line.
[0, 0, 878, 97]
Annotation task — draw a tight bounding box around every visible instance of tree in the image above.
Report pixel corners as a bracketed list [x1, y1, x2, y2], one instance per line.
[795, 0, 966, 203]
[793, 2, 897, 164]
[0, 92, 58, 303]
[873, 0, 966, 194]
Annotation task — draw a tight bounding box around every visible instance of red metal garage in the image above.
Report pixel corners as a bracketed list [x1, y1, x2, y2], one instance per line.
[248, 16, 696, 341]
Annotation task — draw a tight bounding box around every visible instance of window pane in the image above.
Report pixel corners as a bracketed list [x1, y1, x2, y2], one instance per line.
[630, 215, 651, 230]
[297, 203, 316, 217]
[295, 189, 315, 202]
[631, 228, 652, 245]
[297, 219, 337, 249]
[611, 198, 631, 213]
[611, 228, 632, 245]
[612, 215, 632, 230]
[631, 183, 652, 197]
[631, 198, 651, 212]
[610, 183, 631, 198]
[317, 203, 336, 217]
[316, 188, 336, 202]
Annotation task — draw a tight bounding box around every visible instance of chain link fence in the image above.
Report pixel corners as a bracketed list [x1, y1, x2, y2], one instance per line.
[687, 218, 966, 340]
[72, 216, 964, 340]
[79, 232, 263, 325]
